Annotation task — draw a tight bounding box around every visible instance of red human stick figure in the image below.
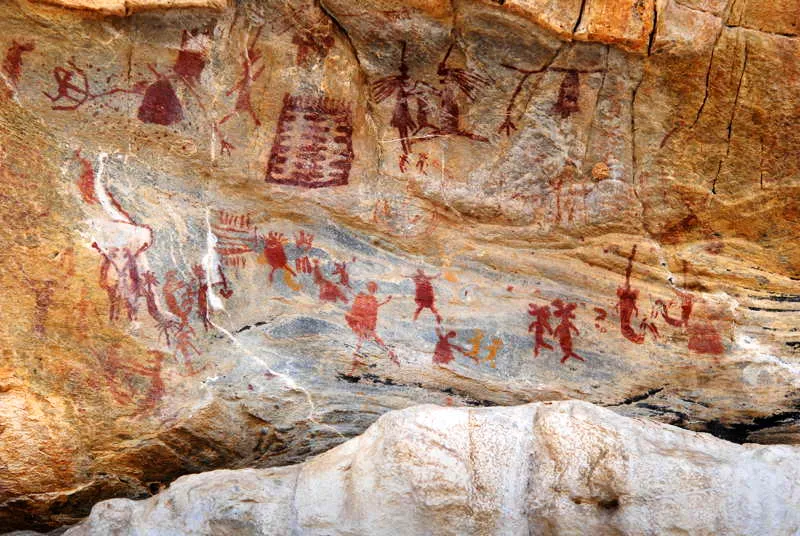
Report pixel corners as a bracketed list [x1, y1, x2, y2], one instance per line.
[93, 244, 123, 322]
[214, 265, 233, 299]
[416, 152, 429, 174]
[141, 271, 177, 344]
[220, 25, 266, 127]
[398, 152, 410, 173]
[552, 299, 584, 363]
[332, 261, 351, 288]
[408, 268, 442, 324]
[312, 259, 348, 304]
[43, 59, 140, 111]
[262, 232, 297, 284]
[121, 247, 145, 321]
[432, 327, 467, 365]
[163, 270, 192, 326]
[191, 264, 212, 331]
[160, 270, 202, 373]
[527, 303, 554, 357]
[345, 281, 397, 366]
[92, 243, 147, 322]
[372, 41, 417, 160]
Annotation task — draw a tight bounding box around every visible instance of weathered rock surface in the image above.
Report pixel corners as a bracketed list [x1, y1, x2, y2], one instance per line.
[1, 0, 800, 530]
[48, 401, 800, 535]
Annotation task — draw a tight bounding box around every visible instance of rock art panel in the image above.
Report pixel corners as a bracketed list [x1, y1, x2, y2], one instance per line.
[0, 0, 800, 530]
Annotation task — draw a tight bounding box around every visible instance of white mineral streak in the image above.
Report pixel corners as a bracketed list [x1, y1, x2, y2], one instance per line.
[63, 400, 800, 536]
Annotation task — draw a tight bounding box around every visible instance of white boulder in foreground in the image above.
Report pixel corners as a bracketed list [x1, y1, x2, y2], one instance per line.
[63, 401, 800, 535]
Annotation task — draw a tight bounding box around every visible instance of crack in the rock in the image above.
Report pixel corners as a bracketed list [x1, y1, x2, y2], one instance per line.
[691, 29, 723, 128]
[579, 45, 609, 173]
[725, 24, 799, 39]
[318, 0, 363, 74]
[629, 64, 646, 192]
[572, 0, 588, 35]
[646, 1, 658, 55]
[691, 0, 739, 128]
[317, 0, 389, 178]
[611, 387, 665, 406]
[712, 39, 748, 194]
[335, 372, 498, 407]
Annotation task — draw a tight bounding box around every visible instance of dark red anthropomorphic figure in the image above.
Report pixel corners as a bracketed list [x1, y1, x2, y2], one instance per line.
[552, 299, 584, 364]
[333, 261, 351, 288]
[656, 288, 694, 328]
[220, 25, 266, 127]
[94, 244, 122, 322]
[345, 281, 397, 366]
[527, 303, 554, 357]
[3, 40, 34, 89]
[617, 245, 646, 344]
[294, 230, 314, 274]
[432, 327, 466, 365]
[372, 41, 416, 159]
[173, 28, 212, 87]
[163, 270, 192, 327]
[192, 264, 211, 331]
[553, 70, 580, 118]
[434, 43, 490, 142]
[263, 232, 297, 284]
[313, 260, 348, 304]
[409, 268, 442, 324]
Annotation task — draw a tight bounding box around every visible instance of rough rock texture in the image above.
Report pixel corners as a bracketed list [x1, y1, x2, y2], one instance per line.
[1, 0, 800, 530]
[53, 401, 800, 535]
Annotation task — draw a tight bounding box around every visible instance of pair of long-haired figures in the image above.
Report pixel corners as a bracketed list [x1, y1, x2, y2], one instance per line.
[371, 41, 491, 170]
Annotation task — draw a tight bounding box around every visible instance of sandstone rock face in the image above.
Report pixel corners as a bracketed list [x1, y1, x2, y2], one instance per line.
[57, 401, 800, 535]
[1, 0, 800, 530]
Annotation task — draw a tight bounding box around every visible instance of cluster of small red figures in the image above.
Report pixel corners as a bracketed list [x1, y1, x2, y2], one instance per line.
[254, 229, 397, 367]
[254, 230, 509, 370]
[524, 246, 724, 364]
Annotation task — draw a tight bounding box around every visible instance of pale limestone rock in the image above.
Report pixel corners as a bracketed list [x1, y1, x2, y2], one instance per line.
[59, 401, 800, 535]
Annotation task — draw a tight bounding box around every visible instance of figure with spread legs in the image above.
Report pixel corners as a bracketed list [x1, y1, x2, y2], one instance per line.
[552, 299, 584, 364]
[261, 232, 299, 289]
[527, 303, 554, 357]
[432, 327, 467, 365]
[372, 41, 417, 161]
[345, 281, 397, 367]
[408, 268, 442, 324]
